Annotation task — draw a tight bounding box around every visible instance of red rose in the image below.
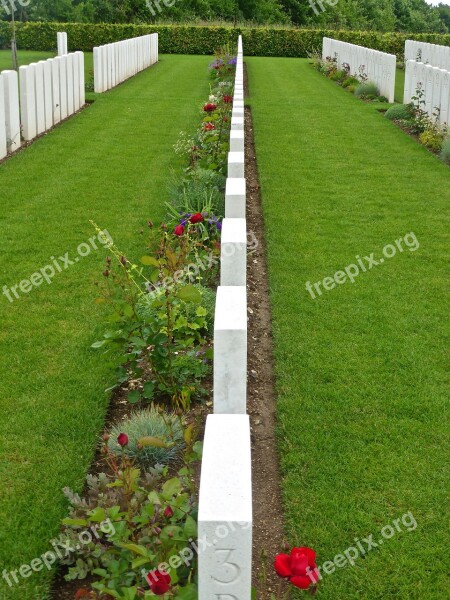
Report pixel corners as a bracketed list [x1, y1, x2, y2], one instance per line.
[274, 547, 318, 590]
[146, 570, 171, 595]
[203, 103, 217, 113]
[204, 122, 215, 131]
[223, 95, 233, 103]
[174, 225, 184, 236]
[117, 433, 128, 447]
[189, 213, 204, 224]
[164, 505, 174, 518]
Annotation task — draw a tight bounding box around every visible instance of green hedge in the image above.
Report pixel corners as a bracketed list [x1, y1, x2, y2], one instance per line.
[1, 22, 449, 58]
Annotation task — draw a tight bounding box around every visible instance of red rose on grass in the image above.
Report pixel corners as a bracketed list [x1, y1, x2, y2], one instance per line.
[223, 95, 233, 103]
[164, 505, 174, 518]
[189, 212, 204, 224]
[117, 433, 128, 447]
[203, 103, 217, 113]
[146, 570, 171, 595]
[174, 225, 184, 236]
[275, 547, 319, 590]
[204, 122, 215, 131]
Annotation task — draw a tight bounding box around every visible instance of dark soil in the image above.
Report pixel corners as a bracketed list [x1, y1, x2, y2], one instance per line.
[244, 65, 286, 595]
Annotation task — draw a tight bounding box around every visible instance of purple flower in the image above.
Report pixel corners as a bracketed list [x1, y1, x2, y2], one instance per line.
[228, 57, 237, 66]
[216, 222, 222, 231]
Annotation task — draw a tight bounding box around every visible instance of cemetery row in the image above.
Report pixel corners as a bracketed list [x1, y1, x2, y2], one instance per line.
[322, 37, 396, 102]
[94, 34, 159, 93]
[0, 51, 85, 159]
[404, 60, 450, 123]
[198, 36, 253, 600]
[405, 39, 450, 72]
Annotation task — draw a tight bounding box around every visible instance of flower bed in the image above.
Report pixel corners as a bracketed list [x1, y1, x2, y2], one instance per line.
[56, 45, 239, 600]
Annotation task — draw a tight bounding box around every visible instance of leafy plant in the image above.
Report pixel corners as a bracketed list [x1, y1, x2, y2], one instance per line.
[108, 407, 186, 470]
[354, 81, 380, 99]
[60, 431, 202, 599]
[385, 104, 412, 121]
[419, 129, 446, 153]
[440, 137, 450, 164]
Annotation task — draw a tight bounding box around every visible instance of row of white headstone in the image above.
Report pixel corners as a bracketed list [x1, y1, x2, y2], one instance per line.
[0, 51, 85, 160]
[19, 52, 85, 143]
[57, 32, 68, 56]
[93, 33, 158, 93]
[198, 36, 253, 600]
[404, 60, 450, 124]
[405, 39, 450, 72]
[322, 37, 397, 103]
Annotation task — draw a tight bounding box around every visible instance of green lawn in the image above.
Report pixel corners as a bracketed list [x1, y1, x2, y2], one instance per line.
[0, 54, 209, 600]
[248, 57, 449, 599]
[395, 66, 406, 103]
[0, 50, 94, 81]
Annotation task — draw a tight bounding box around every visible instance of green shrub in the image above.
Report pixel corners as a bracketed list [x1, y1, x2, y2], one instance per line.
[108, 407, 185, 469]
[330, 69, 347, 82]
[440, 137, 450, 164]
[385, 104, 412, 121]
[419, 129, 445, 153]
[2, 21, 450, 58]
[347, 85, 356, 94]
[342, 76, 359, 88]
[355, 81, 380, 98]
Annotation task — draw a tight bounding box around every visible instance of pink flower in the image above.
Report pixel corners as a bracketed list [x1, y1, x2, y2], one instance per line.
[117, 433, 128, 447]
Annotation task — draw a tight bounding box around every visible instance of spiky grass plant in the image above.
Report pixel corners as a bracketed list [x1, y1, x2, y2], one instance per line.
[108, 407, 185, 470]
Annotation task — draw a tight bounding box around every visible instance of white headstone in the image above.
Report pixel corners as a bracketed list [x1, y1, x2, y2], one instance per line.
[19, 65, 37, 141]
[230, 130, 244, 153]
[220, 218, 247, 287]
[59, 55, 68, 121]
[225, 178, 246, 219]
[34, 62, 46, 135]
[0, 77, 7, 159]
[41, 60, 53, 130]
[198, 413, 252, 600]
[51, 58, 61, 125]
[213, 286, 247, 413]
[2, 70, 21, 153]
[228, 151, 245, 179]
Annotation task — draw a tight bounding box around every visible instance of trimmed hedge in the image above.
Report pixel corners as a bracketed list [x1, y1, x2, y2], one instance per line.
[1, 22, 450, 58]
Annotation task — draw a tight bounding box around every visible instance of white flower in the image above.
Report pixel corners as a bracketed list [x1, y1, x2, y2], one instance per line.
[209, 95, 217, 102]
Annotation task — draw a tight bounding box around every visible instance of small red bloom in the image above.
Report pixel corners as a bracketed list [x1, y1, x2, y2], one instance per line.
[274, 547, 318, 590]
[146, 570, 171, 595]
[75, 589, 91, 599]
[189, 212, 204, 224]
[117, 433, 128, 447]
[204, 122, 215, 131]
[203, 103, 217, 113]
[223, 95, 233, 103]
[174, 225, 184, 236]
[164, 505, 174, 518]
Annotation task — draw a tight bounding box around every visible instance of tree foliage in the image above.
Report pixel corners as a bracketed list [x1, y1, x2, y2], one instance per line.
[0, 0, 448, 33]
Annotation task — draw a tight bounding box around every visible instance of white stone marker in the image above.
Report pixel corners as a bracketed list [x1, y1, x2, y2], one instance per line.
[440, 70, 450, 125]
[0, 76, 7, 159]
[225, 178, 246, 218]
[2, 70, 21, 153]
[19, 65, 37, 141]
[51, 58, 61, 125]
[221, 218, 247, 287]
[213, 286, 247, 413]
[228, 151, 245, 178]
[41, 61, 53, 130]
[198, 414, 252, 600]
[59, 55, 68, 120]
[34, 62, 46, 135]
[73, 53, 81, 111]
[66, 54, 75, 116]
[232, 106, 244, 118]
[231, 115, 244, 131]
[77, 52, 85, 107]
[230, 130, 244, 153]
